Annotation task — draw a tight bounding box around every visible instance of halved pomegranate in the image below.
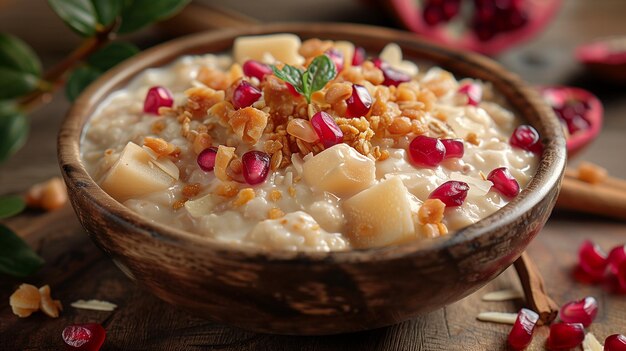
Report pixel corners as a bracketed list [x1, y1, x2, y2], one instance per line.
[373, 0, 562, 55]
[540, 86, 603, 158]
[576, 36, 626, 83]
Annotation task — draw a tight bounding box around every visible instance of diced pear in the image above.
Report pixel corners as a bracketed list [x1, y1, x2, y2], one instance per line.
[302, 144, 376, 198]
[184, 193, 221, 218]
[343, 176, 415, 248]
[234, 34, 303, 65]
[101, 142, 175, 201]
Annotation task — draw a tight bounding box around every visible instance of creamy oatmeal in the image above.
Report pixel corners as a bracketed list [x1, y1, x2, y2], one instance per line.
[82, 34, 539, 252]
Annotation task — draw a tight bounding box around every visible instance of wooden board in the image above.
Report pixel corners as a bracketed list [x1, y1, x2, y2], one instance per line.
[1, 0, 626, 349]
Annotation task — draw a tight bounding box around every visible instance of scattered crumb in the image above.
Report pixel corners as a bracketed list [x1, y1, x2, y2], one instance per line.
[39, 285, 63, 318]
[25, 177, 68, 211]
[9, 283, 62, 318]
[268, 208, 285, 219]
[577, 161, 607, 184]
[71, 299, 117, 312]
[269, 190, 282, 202]
[232, 188, 255, 207]
[172, 199, 187, 210]
[417, 199, 446, 225]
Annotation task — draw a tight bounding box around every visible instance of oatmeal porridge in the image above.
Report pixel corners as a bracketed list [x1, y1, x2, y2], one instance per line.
[81, 34, 540, 251]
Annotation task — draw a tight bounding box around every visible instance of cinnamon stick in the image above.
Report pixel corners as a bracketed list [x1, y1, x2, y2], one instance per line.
[514, 252, 559, 325]
[557, 175, 626, 221]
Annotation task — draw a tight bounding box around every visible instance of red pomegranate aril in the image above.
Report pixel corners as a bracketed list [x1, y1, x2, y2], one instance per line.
[197, 147, 218, 172]
[559, 296, 598, 327]
[605, 334, 626, 351]
[345, 84, 373, 118]
[487, 167, 520, 198]
[408, 135, 446, 167]
[458, 83, 483, 106]
[286, 83, 300, 97]
[310, 111, 343, 148]
[607, 245, 626, 293]
[242, 60, 272, 81]
[62, 323, 106, 351]
[429, 181, 469, 207]
[441, 138, 464, 159]
[507, 308, 539, 351]
[352, 46, 366, 66]
[547, 323, 585, 350]
[325, 48, 344, 72]
[423, 2, 445, 26]
[143, 86, 174, 115]
[232, 81, 262, 109]
[607, 245, 626, 275]
[510, 124, 542, 154]
[241, 150, 270, 185]
[578, 240, 607, 281]
[373, 58, 411, 87]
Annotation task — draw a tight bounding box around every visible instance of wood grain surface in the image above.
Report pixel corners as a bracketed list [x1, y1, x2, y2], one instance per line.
[1, 0, 625, 349]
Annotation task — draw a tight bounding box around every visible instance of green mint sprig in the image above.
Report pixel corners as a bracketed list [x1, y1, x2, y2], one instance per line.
[271, 54, 337, 103]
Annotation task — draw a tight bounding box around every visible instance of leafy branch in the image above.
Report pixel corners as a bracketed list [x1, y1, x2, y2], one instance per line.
[0, 0, 190, 277]
[271, 54, 337, 103]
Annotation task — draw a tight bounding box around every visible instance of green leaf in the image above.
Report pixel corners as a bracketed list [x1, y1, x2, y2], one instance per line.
[0, 102, 28, 162]
[118, 0, 191, 34]
[92, 0, 122, 26]
[0, 196, 26, 219]
[306, 55, 337, 94]
[0, 33, 42, 76]
[48, 0, 98, 37]
[0, 67, 41, 99]
[0, 224, 44, 277]
[65, 65, 101, 102]
[271, 64, 304, 94]
[87, 42, 139, 71]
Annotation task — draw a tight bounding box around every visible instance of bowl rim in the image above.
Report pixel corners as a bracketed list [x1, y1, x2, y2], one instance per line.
[58, 22, 566, 263]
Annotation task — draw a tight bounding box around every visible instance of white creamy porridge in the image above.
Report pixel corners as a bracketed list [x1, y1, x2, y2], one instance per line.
[81, 34, 539, 252]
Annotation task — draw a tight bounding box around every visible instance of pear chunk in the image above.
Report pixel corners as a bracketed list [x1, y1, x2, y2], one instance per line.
[302, 144, 376, 198]
[101, 142, 176, 201]
[233, 34, 303, 65]
[343, 176, 416, 248]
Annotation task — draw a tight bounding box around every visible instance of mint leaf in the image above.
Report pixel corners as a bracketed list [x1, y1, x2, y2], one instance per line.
[271, 55, 337, 103]
[118, 0, 191, 34]
[0, 224, 44, 278]
[0, 102, 28, 162]
[66, 65, 101, 102]
[87, 42, 139, 71]
[48, 0, 98, 37]
[306, 55, 337, 94]
[92, 0, 122, 26]
[271, 64, 304, 94]
[0, 195, 26, 219]
[0, 67, 41, 100]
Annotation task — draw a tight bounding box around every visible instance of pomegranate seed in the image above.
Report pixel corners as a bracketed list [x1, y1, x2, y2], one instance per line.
[605, 334, 626, 351]
[507, 308, 539, 351]
[62, 323, 106, 351]
[577, 240, 607, 282]
[607, 245, 626, 293]
[373, 58, 411, 86]
[345, 84, 372, 118]
[310, 111, 343, 148]
[352, 46, 366, 66]
[143, 86, 173, 115]
[325, 48, 344, 72]
[408, 135, 446, 167]
[197, 147, 218, 172]
[547, 323, 585, 350]
[458, 83, 483, 106]
[232, 81, 262, 109]
[286, 83, 300, 97]
[559, 296, 598, 327]
[241, 150, 270, 185]
[607, 245, 626, 275]
[487, 167, 520, 198]
[510, 124, 542, 154]
[429, 180, 469, 207]
[441, 138, 464, 159]
[243, 60, 272, 81]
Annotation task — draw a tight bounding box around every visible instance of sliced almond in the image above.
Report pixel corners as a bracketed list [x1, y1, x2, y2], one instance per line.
[476, 311, 518, 325]
[70, 299, 118, 312]
[583, 333, 603, 351]
[482, 289, 524, 302]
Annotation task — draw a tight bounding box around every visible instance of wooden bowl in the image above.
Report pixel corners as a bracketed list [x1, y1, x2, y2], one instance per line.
[58, 23, 566, 335]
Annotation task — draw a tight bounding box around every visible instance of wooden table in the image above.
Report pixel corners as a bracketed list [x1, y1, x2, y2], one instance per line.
[1, 0, 625, 349]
